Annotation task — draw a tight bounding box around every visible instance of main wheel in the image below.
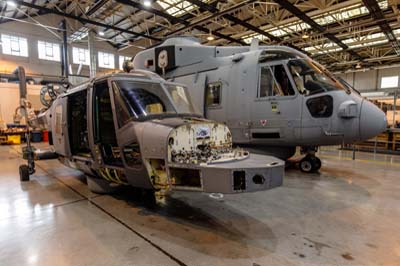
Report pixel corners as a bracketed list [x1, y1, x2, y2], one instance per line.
[299, 157, 313, 173]
[311, 157, 322, 172]
[19, 165, 30, 182]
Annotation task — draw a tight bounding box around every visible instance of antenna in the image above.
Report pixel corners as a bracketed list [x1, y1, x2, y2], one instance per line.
[250, 38, 259, 51]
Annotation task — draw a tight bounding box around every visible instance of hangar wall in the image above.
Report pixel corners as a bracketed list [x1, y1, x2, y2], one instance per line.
[0, 14, 135, 77]
[0, 14, 138, 124]
[0, 83, 42, 124]
[337, 66, 400, 92]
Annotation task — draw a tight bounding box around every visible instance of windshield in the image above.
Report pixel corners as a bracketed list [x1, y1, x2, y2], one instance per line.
[112, 80, 176, 121]
[165, 84, 197, 114]
[287, 59, 346, 96]
[336, 76, 360, 95]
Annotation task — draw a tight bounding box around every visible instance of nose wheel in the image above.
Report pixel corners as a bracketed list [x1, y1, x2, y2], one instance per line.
[299, 155, 321, 173]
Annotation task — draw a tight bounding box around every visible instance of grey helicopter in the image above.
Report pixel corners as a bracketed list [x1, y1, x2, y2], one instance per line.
[132, 37, 387, 173]
[15, 66, 284, 201]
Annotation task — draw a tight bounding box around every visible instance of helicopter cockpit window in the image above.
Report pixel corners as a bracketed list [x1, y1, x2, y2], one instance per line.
[165, 84, 197, 114]
[306, 95, 333, 118]
[112, 80, 176, 123]
[206, 82, 222, 107]
[258, 64, 295, 97]
[288, 59, 346, 96]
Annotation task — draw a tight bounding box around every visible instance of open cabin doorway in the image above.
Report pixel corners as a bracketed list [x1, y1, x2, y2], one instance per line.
[93, 80, 123, 167]
[68, 89, 91, 157]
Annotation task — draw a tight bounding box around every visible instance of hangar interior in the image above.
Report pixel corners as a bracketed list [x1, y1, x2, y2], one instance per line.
[0, 0, 399, 265]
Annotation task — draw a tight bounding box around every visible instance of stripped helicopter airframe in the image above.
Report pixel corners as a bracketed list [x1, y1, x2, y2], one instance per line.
[18, 67, 285, 200]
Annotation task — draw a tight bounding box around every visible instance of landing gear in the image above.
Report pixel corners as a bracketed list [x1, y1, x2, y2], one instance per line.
[20, 131, 35, 182]
[299, 146, 322, 173]
[299, 155, 321, 173]
[19, 165, 30, 181]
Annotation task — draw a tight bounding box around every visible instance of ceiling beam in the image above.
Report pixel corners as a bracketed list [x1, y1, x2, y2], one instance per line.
[12, 0, 161, 41]
[11, 4, 19, 19]
[0, 0, 51, 25]
[273, 0, 364, 61]
[115, 0, 246, 45]
[362, 0, 400, 55]
[86, 0, 109, 16]
[0, 2, 8, 23]
[182, 0, 311, 55]
[183, 0, 282, 43]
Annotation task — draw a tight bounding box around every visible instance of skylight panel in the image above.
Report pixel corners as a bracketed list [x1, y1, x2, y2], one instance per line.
[158, 0, 210, 16]
[247, 0, 388, 40]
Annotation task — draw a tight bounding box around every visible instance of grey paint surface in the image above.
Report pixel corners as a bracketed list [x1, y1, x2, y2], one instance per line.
[133, 37, 387, 159]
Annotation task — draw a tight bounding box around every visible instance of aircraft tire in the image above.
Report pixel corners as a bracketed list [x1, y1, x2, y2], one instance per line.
[299, 158, 313, 173]
[19, 165, 30, 182]
[311, 157, 322, 172]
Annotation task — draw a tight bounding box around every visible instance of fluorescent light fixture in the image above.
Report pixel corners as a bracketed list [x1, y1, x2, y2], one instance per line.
[99, 31, 105, 36]
[206, 33, 214, 41]
[302, 33, 309, 39]
[7, 1, 16, 7]
[143, 0, 151, 7]
[360, 91, 386, 98]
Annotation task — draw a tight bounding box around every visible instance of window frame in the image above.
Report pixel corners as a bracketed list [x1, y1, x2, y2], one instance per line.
[306, 95, 334, 118]
[98, 51, 115, 69]
[380, 76, 399, 89]
[72, 47, 90, 65]
[1, 34, 28, 57]
[205, 81, 223, 108]
[257, 61, 298, 100]
[38, 40, 61, 62]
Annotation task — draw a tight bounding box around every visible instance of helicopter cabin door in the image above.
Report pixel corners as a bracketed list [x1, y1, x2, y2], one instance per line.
[250, 62, 302, 144]
[92, 80, 123, 167]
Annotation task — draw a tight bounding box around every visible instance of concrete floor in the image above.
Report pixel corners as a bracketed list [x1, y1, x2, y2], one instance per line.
[0, 145, 400, 266]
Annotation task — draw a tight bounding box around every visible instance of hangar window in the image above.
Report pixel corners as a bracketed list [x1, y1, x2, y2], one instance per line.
[38, 41, 60, 62]
[72, 47, 90, 65]
[380, 76, 398, 89]
[206, 82, 222, 106]
[98, 52, 115, 69]
[258, 64, 295, 97]
[1, 34, 28, 57]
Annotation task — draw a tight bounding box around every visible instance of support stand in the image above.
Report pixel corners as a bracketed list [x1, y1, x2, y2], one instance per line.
[19, 129, 35, 181]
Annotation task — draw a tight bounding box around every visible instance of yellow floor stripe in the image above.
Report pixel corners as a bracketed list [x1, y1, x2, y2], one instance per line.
[319, 154, 400, 167]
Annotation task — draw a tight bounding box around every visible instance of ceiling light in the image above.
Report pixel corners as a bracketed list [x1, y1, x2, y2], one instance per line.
[7, 1, 16, 7]
[302, 33, 309, 39]
[355, 63, 362, 69]
[143, 0, 151, 7]
[99, 31, 105, 36]
[206, 33, 214, 41]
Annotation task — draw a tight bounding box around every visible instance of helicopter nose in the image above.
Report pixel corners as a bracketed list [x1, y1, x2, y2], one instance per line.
[359, 99, 387, 140]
